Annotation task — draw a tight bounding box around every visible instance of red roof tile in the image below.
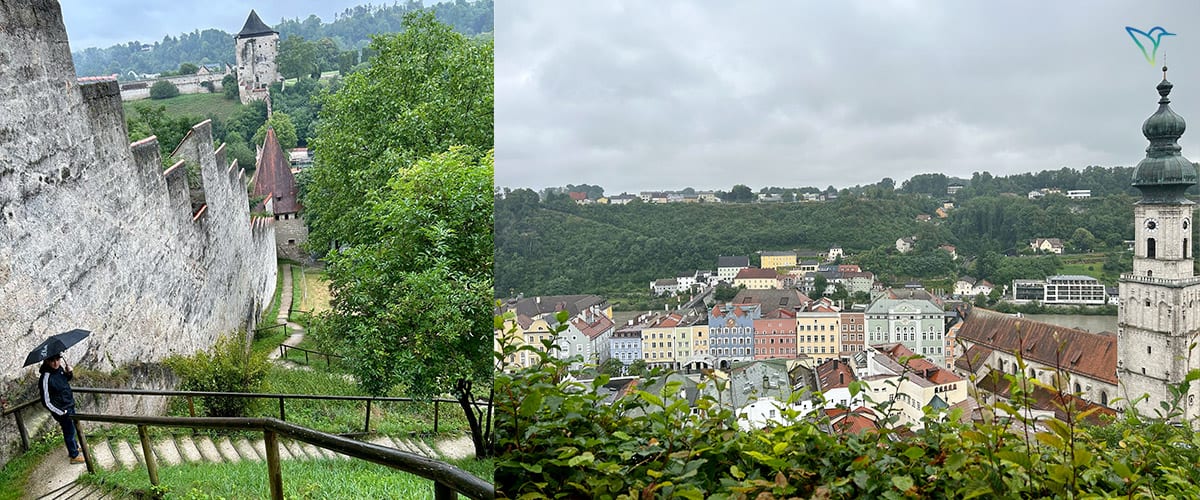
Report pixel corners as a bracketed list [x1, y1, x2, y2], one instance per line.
[251, 127, 301, 214]
[735, 268, 778, 280]
[957, 308, 1116, 384]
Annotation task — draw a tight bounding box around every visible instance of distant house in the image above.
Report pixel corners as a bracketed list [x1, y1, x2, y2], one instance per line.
[827, 246, 844, 261]
[970, 280, 995, 297]
[734, 268, 780, 290]
[608, 194, 637, 205]
[651, 278, 678, 296]
[946, 185, 963, 195]
[896, 236, 916, 254]
[916, 214, 932, 222]
[954, 277, 977, 297]
[935, 207, 949, 218]
[761, 251, 798, 269]
[797, 260, 820, 273]
[1028, 190, 1045, 200]
[697, 191, 721, 203]
[568, 192, 590, 204]
[939, 245, 957, 260]
[1030, 238, 1065, 254]
[1066, 189, 1091, 199]
[717, 256, 751, 282]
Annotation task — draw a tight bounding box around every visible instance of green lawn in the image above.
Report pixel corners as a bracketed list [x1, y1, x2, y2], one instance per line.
[122, 92, 245, 124]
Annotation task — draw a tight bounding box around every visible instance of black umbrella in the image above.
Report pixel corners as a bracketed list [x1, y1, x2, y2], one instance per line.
[23, 329, 90, 367]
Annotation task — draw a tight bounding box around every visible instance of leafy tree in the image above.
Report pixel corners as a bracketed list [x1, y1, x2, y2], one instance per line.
[222, 73, 238, 100]
[712, 283, 740, 302]
[149, 79, 180, 99]
[253, 112, 299, 151]
[626, 359, 647, 377]
[221, 131, 256, 171]
[599, 358, 624, 377]
[813, 274, 829, 297]
[724, 184, 755, 203]
[178, 62, 199, 75]
[304, 11, 492, 253]
[278, 35, 318, 80]
[304, 12, 493, 457]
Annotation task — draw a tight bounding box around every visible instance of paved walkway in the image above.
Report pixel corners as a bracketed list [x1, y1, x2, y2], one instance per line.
[267, 265, 306, 362]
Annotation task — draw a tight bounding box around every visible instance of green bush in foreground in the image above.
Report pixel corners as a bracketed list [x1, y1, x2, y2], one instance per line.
[167, 332, 269, 417]
[495, 312, 1200, 499]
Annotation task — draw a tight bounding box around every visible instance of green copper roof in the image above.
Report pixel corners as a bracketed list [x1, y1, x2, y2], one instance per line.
[1132, 67, 1197, 204]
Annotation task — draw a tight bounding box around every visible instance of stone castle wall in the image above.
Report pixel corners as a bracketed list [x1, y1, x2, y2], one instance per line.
[0, 0, 276, 416]
[119, 70, 228, 101]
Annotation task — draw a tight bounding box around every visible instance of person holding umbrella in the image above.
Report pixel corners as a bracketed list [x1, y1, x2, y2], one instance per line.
[25, 329, 90, 465]
[40, 355, 83, 464]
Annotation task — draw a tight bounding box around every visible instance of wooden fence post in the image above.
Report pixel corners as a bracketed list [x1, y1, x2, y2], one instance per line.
[264, 429, 283, 500]
[138, 425, 158, 486]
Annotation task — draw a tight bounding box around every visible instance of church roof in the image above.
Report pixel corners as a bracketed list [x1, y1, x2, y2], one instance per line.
[1132, 67, 1196, 204]
[956, 308, 1116, 384]
[236, 10, 277, 39]
[251, 128, 301, 214]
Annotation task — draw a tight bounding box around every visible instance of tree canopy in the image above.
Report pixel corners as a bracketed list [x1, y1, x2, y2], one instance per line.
[303, 11, 494, 457]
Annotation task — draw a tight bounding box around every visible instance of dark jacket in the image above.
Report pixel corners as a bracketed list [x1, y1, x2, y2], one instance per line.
[40, 368, 74, 416]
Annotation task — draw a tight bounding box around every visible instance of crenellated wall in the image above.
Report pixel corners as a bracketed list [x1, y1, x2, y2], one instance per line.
[0, 0, 277, 435]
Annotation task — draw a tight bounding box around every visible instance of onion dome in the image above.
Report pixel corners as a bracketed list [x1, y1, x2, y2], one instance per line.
[1133, 66, 1197, 204]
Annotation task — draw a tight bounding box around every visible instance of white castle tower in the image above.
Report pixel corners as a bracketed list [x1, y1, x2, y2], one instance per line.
[1118, 67, 1200, 418]
[234, 9, 279, 105]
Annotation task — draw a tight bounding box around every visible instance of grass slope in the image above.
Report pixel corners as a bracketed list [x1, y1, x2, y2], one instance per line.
[121, 92, 244, 124]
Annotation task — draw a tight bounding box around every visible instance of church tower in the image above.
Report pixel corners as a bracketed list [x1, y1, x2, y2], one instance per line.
[1118, 67, 1200, 418]
[234, 10, 279, 105]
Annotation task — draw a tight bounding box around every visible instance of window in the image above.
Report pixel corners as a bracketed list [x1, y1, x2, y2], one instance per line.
[1148, 238, 1157, 259]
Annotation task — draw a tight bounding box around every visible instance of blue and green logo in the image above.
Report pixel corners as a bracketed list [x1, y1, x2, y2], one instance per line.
[1126, 26, 1175, 65]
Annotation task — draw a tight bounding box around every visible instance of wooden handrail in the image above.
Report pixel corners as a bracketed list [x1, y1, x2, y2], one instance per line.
[71, 413, 494, 500]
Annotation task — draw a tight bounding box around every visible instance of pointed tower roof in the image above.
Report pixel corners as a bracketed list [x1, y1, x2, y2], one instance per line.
[1132, 66, 1197, 204]
[251, 128, 301, 214]
[236, 10, 277, 39]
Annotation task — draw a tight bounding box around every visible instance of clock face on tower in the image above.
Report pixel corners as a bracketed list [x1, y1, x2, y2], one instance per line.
[1146, 219, 1158, 231]
[726, 318, 736, 327]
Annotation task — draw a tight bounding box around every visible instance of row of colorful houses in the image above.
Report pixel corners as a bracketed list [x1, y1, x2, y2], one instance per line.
[496, 287, 954, 373]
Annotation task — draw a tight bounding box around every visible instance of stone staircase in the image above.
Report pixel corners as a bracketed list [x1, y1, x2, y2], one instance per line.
[85, 432, 442, 470]
[31, 433, 447, 499]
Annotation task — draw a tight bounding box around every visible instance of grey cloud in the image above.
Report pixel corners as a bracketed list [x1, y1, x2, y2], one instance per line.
[497, 0, 1200, 194]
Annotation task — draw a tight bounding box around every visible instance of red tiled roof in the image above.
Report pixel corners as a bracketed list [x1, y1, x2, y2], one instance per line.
[815, 358, 856, 390]
[656, 313, 683, 328]
[251, 128, 301, 214]
[572, 314, 615, 340]
[735, 268, 778, 280]
[954, 344, 993, 373]
[878, 343, 963, 384]
[976, 372, 1116, 423]
[957, 308, 1117, 384]
[826, 407, 878, 435]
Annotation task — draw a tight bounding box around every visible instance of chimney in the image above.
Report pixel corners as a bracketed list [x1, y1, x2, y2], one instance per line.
[536, 296, 541, 304]
[833, 359, 839, 369]
[839, 373, 845, 385]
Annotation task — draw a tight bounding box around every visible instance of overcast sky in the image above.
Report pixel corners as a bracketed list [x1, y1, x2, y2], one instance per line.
[58, 1, 376, 51]
[496, 1, 1200, 195]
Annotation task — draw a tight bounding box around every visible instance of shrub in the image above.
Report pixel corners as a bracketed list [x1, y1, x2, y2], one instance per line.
[166, 332, 269, 417]
[222, 74, 239, 100]
[495, 312, 1200, 498]
[200, 80, 215, 93]
[149, 80, 180, 99]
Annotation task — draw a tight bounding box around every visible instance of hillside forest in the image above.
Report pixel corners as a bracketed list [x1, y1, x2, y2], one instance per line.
[71, 0, 493, 78]
[494, 167, 1159, 299]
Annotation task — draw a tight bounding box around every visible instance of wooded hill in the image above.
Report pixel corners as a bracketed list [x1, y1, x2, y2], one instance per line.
[71, 0, 493, 77]
[496, 168, 1153, 298]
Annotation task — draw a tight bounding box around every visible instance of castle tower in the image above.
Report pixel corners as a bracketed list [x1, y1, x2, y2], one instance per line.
[234, 9, 279, 105]
[251, 127, 309, 261]
[1118, 67, 1200, 418]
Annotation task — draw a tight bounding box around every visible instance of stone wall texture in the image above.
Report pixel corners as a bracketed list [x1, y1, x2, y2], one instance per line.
[0, 0, 277, 427]
[119, 71, 228, 101]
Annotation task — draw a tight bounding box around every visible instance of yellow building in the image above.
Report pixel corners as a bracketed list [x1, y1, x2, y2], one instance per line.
[643, 315, 679, 368]
[496, 315, 562, 370]
[796, 300, 841, 361]
[734, 268, 779, 290]
[760, 251, 798, 270]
